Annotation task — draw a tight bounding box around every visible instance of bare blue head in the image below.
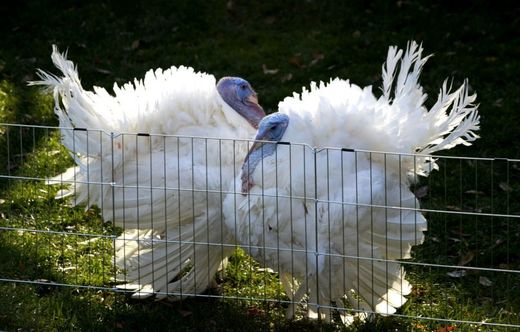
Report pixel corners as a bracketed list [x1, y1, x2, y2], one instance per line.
[241, 113, 290, 194]
[217, 77, 266, 129]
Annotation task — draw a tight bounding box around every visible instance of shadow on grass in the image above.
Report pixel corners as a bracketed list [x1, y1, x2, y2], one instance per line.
[401, 158, 520, 329]
[0, 235, 331, 331]
[0, 223, 412, 331]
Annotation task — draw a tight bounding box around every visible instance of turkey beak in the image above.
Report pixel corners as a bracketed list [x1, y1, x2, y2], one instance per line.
[241, 131, 270, 195]
[246, 93, 259, 106]
[244, 93, 265, 129]
[244, 122, 271, 162]
[243, 140, 265, 168]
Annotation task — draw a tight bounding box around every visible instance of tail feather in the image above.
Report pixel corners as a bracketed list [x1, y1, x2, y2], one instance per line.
[381, 46, 403, 101]
[115, 217, 234, 300]
[301, 254, 409, 322]
[30, 45, 79, 89]
[380, 41, 479, 176]
[419, 80, 480, 154]
[351, 260, 410, 314]
[29, 45, 102, 130]
[393, 41, 430, 106]
[30, 46, 119, 203]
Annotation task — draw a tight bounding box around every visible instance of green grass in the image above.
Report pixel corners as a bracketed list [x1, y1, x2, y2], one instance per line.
[1, 0, 520, 330]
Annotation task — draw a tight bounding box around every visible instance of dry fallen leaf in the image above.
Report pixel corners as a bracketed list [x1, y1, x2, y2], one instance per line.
[262, 64, 279, 75]
[94, 68, 112, 75]
[436, 325, 457, 332]
[499, 182, 513, 192]
[458, 251, 475, 266]
[247, 307, 264, 316]
[451, 229, 471, 237]
[479, 276, 493, 287]
[493, 98, 503, 107]
[447, 270, 466, 278]
[131, 39, 141, 50]
[309, 53, 325, 66]
[446, 205, 462, 211]
[281, 73, 293, 82]
[289, 54, 304, 68]
[264, 15, 276, 24]
[464, 190, 485, 195]
[498, 263, 511, 269]
[177, 309, 192, 317]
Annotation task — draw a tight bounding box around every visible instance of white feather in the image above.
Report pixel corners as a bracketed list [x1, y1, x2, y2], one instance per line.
[224, 41, 479, 323]
[33, 46, 257, 300]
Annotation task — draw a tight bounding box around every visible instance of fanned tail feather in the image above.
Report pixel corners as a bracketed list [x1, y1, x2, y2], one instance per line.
[393, 41, 430, 106]
[381, 46, 403, 101]
[30, 45, 118, 206]
[378, 41, 479, 176]
[29, 45, 100, 130]
[418, 79, 480, 155]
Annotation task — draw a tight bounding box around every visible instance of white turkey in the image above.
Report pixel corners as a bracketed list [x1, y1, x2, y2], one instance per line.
[30, 45, 265, 299]
[224, 41, 480, 324]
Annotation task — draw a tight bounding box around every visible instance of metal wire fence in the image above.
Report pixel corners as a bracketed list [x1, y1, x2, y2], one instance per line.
[1, 123, 519, 329]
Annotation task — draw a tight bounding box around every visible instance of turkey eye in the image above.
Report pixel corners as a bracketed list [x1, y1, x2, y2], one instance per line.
[240, 84, 247, 90]
[272, 124, 278, 131]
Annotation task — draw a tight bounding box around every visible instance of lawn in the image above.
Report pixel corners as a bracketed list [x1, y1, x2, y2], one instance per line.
[1, 0, 519, 330]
